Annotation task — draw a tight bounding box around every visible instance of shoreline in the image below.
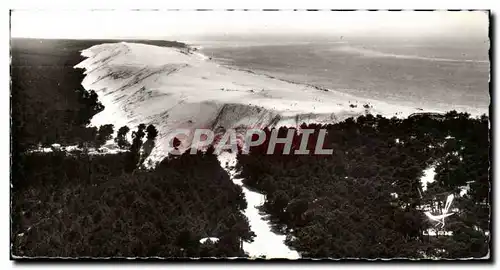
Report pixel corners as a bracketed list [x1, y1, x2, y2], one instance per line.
[197, 44, 488, 118]
[74, 41, 488, 163]
[217, 60, 488, 118]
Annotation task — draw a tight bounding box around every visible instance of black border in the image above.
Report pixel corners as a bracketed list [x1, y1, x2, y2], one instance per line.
[9, 9, 494, 263]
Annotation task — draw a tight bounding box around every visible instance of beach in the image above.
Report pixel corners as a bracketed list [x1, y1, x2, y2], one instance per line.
[75, 41, 463, 164]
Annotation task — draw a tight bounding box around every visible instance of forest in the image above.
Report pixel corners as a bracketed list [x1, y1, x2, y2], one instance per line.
[235, 112, 490, 258]
[12, 144, 254, 257]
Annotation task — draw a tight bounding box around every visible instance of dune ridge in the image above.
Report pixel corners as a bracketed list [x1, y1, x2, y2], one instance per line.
[75, 42, 428, 162]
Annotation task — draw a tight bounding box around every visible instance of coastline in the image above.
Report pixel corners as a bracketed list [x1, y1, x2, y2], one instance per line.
[74, 41, 488, 164]
[198, 43, 489, 118]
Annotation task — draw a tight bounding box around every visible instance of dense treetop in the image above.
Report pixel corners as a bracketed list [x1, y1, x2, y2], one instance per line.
[236, 112, 490, 258]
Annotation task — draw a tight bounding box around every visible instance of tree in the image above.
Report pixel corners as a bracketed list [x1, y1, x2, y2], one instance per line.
[141, 124, 159, 164]
[95, 124, 114, 148]
[175, 230, 199, 257]
[130, 124, 146, 152]
[146, 124, 159, 141]
[126, 124, 147, 172]
[115, 126, 131, 149]
[286, 198, 309, 224]
[271, 190, 290, 214]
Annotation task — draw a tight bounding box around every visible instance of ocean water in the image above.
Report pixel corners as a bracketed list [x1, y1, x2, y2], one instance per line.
[195, 38, 490, 115]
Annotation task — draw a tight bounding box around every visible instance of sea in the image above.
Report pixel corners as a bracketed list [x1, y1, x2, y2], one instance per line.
[190, 36, 490, 115]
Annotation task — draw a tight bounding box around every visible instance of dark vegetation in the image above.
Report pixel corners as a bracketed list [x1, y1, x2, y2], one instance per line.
[11, 38, 253, 258]
[236, 112, 490, 258]
[12, 147, 252, 257]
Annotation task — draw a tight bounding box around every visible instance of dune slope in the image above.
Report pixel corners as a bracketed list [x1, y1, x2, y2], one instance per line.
[75, 42, 420, 162]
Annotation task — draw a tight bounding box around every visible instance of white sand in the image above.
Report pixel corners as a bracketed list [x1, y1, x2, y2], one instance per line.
[75, 42, 426, 163]
[217, 151, 300, 259]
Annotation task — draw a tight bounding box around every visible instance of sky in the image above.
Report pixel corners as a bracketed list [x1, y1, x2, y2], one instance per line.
[10, 10, 489, 41]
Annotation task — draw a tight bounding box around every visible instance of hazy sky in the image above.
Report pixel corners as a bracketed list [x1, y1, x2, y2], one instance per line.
[11, 10, 489, 40]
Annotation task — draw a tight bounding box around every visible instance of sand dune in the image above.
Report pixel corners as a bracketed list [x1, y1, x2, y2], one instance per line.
[75, 42, 425, 162]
